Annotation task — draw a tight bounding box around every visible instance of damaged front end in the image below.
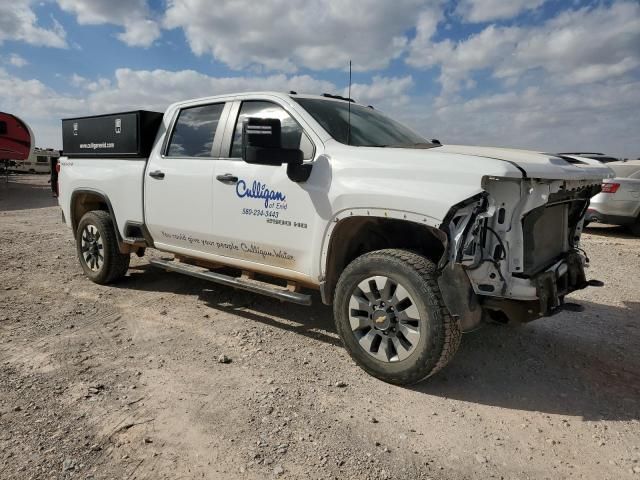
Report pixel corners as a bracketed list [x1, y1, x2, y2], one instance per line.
[438, 176, 602, 330]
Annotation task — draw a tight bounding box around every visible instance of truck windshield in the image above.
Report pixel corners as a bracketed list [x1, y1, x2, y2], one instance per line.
[295, 98, 435, 148]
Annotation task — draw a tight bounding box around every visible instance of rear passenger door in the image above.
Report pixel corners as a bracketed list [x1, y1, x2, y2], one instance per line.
[145, 101, 230, 254]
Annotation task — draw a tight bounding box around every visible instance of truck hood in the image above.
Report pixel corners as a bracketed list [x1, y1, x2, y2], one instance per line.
[438, 144, 614, 181]
[326, 141, 612, 225]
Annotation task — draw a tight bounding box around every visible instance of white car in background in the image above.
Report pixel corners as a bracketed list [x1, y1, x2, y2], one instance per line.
[558, 152, 620, 164]
[585, 160, 640, 236]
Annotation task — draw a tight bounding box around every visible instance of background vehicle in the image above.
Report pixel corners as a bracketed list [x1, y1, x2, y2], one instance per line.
[57, 92, 612, 385]
[1, 112, 34, 181]
[586, 160, 640, 235]
[9, 147, 60, 174]
[558, 152, 620, 164]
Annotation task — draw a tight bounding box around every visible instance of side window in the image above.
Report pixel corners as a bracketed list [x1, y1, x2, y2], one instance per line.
[229, 101, 312, 159]
[167, 103, 225, 157]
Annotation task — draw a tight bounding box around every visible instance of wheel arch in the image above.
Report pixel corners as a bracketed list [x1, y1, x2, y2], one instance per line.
[70, 189, 122, 243]
[320, 209, 447, 305]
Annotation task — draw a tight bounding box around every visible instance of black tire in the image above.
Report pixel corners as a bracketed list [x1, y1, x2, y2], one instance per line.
[628, 219, 640, 237]
[76, 210, 130, 284]
[333, 249, 461, 385]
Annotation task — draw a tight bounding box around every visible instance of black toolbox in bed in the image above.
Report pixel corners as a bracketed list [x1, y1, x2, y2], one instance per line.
[62, 110, 163, 158]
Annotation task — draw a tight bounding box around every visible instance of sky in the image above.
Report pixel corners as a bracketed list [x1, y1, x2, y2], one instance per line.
[0, 0, 639, 158]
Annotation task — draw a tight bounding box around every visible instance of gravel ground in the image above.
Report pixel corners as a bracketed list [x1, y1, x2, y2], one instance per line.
[1, 174, 639, 480]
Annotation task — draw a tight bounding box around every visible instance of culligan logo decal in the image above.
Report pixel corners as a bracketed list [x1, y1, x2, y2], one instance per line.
[236, 180, 286, 208]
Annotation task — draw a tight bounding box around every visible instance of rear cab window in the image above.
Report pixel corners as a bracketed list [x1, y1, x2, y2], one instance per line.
[166, 103, 225, 157]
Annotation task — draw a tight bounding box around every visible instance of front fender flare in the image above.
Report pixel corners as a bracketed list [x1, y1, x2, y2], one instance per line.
[319, 207, 443, 280]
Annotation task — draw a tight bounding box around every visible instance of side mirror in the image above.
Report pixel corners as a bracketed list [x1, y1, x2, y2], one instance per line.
[242, 117, 303, 166]
[0, 112, 34, 161]
[242, 117, 313, 182]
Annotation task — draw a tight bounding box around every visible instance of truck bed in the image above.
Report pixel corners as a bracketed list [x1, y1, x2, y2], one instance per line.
[58, 157, 147, 239]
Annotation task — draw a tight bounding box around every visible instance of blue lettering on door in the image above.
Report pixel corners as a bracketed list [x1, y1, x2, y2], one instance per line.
[235, 179, 286, 208]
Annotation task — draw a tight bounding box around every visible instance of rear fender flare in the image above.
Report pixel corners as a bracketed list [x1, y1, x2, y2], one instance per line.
[70, 189, 122, 242]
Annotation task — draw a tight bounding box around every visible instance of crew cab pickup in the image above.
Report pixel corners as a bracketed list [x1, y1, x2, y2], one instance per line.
[58, 91, 613, 385]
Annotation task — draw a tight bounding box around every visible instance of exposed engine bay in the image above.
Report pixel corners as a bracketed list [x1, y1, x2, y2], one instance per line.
[440, 176, 602, 329]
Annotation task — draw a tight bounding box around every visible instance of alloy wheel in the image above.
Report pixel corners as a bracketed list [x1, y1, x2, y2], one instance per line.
[348, 275, 422, 362]
[81, 224, 104, 272]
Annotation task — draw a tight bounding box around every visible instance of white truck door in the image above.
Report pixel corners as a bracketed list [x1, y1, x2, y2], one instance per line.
[145, 101, 230, 254]
[211, 100, 323, 277]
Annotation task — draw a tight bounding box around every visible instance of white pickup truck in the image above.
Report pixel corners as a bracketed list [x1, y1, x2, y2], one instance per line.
[58, 91, 612, 385]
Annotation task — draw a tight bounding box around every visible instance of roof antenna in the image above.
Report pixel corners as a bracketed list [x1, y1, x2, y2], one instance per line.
[347, 60, 352, 146]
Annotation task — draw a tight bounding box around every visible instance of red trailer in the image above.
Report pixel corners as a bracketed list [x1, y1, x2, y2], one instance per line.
[0, 112, 33, 161]
[0, 112, 34, 182]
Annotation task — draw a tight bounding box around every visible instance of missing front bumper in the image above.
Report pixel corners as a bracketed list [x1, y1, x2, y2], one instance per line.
[482, 251, 588, 323]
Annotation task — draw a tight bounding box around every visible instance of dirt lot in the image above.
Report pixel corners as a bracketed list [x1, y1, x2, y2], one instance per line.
[1, 174, 639, 480]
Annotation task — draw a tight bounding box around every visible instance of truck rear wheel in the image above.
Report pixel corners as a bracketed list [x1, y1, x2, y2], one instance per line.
[333, 249, 461, 385]
[76, 210, 130, 284]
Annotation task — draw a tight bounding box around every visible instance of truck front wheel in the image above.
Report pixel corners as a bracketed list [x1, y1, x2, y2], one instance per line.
[76, 210, 130, 284]
[333, 249, 461, 385]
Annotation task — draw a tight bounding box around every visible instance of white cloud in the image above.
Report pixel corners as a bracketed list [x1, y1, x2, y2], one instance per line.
[0, 1, 67, 48]
[500, 2, 640, 85]
[8, 54, 29, 68]
[348, 76, 415, 109]
[116, 19, 160, 48]
[0, 68, 86, 117]
[0, 67, 416, 149]
[408, 1, 640, 94]
[164, 0, 439, 72]
[409, 24, 522, 94]
[87, 69, 338, 112]
[456, 0, 547, 23]
[57, 0, 160, 47]
[89, 69, 413, 116]
[0, 68, 335, 148]
[389, 79, 640, 159]
[2, 65, 638, 159]
[0, 67, 86, 148]
[69, 74, 111, 92]
[70, 73, 88, 88]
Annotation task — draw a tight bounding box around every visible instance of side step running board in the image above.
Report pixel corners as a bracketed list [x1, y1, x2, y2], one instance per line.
[148, 258, 312, 306]
[123, 237, 146, 245]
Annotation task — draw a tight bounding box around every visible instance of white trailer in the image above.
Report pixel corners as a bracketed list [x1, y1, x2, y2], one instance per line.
[11, 148, 60, 174]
